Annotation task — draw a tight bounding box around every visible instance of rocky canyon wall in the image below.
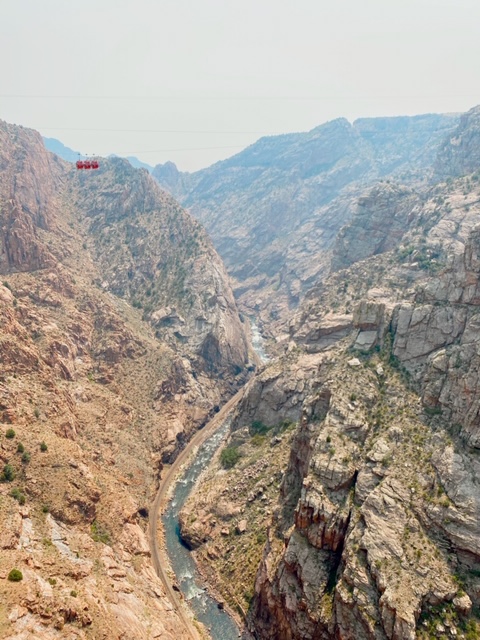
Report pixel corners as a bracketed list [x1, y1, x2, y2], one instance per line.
[0, 119, 250, 639]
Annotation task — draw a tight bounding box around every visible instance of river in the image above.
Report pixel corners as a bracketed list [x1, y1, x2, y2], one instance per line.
[162, 419, 241, 639]
[250, 319, 269, 364]
[161, 320, 269, 639]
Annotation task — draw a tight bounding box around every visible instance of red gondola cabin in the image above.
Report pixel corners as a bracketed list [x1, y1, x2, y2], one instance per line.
[76, 158, 100, 170]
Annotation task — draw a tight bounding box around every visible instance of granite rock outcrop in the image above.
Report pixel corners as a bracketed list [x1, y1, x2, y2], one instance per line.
[180, 114, 480, 639]
[434, 105, 480, 179]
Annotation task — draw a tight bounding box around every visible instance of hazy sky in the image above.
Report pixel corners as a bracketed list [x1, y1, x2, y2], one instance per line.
[1, 0, 480, 171]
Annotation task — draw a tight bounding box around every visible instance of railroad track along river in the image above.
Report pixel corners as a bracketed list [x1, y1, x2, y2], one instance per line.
[148, 387, 246, 639]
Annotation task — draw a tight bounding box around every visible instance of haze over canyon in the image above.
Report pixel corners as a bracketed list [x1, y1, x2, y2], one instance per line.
[2, 103, 480, 640]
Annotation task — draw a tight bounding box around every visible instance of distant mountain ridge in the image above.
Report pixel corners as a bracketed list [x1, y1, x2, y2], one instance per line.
[43, 136, 81, 162]
[152, 112, 460, 330]
[109, 154, 154, 173]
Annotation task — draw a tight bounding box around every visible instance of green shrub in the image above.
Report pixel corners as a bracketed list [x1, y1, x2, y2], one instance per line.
[5, 428, 15, 439]
[7, 569, 23, 582]
[275, 419, 295, 433]
[42, 504, 50, 513]
[9, 488, 25, 504]
[40, 441, 48, 452]
[250, 420, 270, 436]
[251, 434, 266, 447]
[2, 464, 15, 482]
[33, 407, 40, 419]
[21, 452, 31, 464]
[16, 443, 24, 453]
[256, 532, 267, 545]
[220, 446, 241, 469]
[90, 521, 111, 545]
[424, 405, 443, 417]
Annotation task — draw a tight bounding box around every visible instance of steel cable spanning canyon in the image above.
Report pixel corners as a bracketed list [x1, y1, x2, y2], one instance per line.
[149, 389, 245, 640]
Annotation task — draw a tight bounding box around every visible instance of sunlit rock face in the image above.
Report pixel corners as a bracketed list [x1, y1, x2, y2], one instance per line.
[0, 119, 250, 639]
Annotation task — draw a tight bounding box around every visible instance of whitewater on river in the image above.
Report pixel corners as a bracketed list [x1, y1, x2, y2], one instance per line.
[250, 319, 269, 364]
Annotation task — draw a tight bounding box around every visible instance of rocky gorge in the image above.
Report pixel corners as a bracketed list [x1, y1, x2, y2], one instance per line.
[153, 113, 459, 334]
[178, 105, 480, 640]
[4, 103, 480, 640]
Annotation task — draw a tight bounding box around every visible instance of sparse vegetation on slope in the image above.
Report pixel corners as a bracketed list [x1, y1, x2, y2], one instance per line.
[179, 105, 480, 640]
[0, 119, 250, 640]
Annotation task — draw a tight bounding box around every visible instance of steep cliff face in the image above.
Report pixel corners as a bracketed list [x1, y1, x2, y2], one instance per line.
[331, 183, 421, 272]
[240, 164, 480, 639]
[154, 114, 458, 328]
[176, 127, 480, 639]
[392, 224, 480, 450]
[0, 121, 68, 273]
[0, 120, 250, 639]
[245, 334, 478, 640]
[72, 158, 248, 376]
[434, 105, 480, 179]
